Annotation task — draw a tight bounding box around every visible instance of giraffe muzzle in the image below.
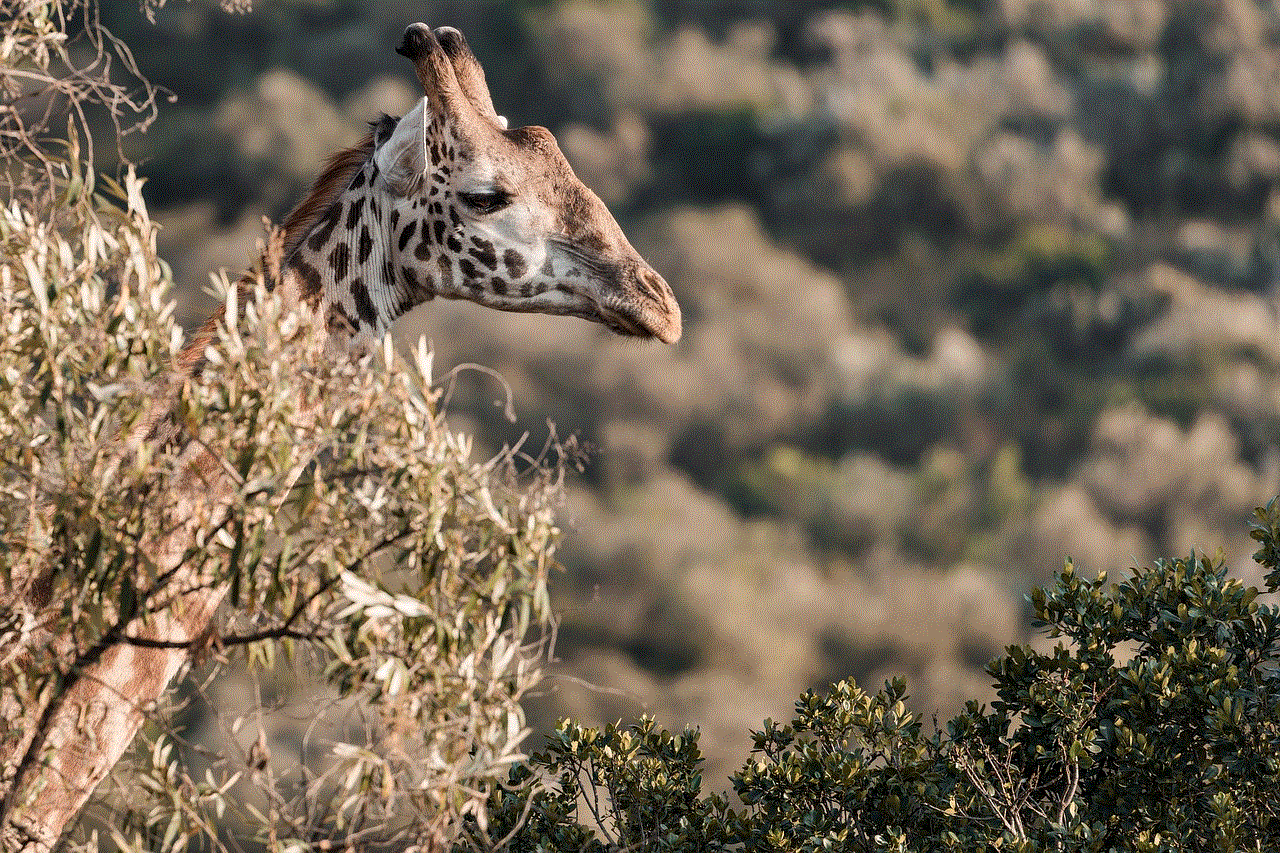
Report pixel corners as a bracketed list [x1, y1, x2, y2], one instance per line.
[596, 266, 681, 344]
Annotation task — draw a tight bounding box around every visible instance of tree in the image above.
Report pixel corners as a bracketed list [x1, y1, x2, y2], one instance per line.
[473, 502, 1280, 851]
[8, 4, 1280, 852]
[1, 2, 563, 850]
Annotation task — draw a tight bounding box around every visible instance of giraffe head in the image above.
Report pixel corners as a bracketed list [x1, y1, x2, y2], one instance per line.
[356, 23, 680, 343]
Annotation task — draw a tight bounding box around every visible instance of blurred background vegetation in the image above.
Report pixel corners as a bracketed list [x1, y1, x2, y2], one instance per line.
[110, 0, 1280, 783]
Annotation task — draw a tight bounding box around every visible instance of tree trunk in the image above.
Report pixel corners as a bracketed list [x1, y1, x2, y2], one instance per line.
[1, 265, 303, 853]
[2, 584, 226, 853]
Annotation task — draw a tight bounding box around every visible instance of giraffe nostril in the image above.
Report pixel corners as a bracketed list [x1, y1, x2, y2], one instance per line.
[635, 267, 681, 343]
[640, 268, 673, 305]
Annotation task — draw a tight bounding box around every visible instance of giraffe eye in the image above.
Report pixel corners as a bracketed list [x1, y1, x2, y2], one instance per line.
[458, 190, 511, 215]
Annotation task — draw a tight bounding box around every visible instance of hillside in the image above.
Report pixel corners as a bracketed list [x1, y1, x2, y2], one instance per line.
[117, 0, 1280, 780]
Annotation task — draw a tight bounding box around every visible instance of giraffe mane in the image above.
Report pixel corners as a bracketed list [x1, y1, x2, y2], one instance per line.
[172, 134, 375, 380]
[175, 127, 390, 379]
[282, 131, 377, 259]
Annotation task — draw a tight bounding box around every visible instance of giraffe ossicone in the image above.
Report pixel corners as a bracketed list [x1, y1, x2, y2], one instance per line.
[283, 22, 682, 349]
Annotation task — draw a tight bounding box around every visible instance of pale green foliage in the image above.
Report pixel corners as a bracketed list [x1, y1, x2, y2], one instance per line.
[0, 3, 564, 849]
[0, 167, 563, 848]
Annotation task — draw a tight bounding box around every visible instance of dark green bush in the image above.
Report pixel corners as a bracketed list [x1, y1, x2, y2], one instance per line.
[956, 225, 1113, 343]
[460, 498, 1280, 851]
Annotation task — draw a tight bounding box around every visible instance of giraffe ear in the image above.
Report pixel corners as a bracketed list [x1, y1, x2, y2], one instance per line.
[373, 100, 426, 197]
[431, 27, 501, 125]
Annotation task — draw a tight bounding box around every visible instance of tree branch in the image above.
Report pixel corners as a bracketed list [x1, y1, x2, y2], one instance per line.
[116, 627, 321, 649]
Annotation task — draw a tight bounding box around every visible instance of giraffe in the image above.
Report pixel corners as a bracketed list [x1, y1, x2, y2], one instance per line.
[179, 22, 679, 374]
[2, 23, 679, 853]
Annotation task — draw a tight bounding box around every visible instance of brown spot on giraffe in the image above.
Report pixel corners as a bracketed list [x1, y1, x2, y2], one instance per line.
[306, 202, 342, 253]
[350, 277, 377, 327]
[357, 226, 373, 264]
[294, 257, 323, 301]
[328, 243, 350, 281]
[469, 238, 497, 270]
[502, 248, 526, 279]
[398, 220, 417, 251]
[346, 197, 364, 231]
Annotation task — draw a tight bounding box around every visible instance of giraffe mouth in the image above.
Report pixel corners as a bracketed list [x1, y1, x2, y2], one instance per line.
[550, 240, 682, 344]
[600, 307, 652, 339]
[527, 282, 677, 342]
[587, 291, 680, 344]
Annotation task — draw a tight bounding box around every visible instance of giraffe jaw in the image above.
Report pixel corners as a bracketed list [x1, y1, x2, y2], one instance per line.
[546, 239, 682, 344]
[593, 289, 682, 344]
[431, 279, 681, 343]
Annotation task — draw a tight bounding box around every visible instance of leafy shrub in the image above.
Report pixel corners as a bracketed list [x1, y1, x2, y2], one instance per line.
[0, 138, 563, 853]
[468, 499, 1280, 851]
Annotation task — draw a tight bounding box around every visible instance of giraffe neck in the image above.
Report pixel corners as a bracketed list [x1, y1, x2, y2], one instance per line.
[285, 158, 421, 348]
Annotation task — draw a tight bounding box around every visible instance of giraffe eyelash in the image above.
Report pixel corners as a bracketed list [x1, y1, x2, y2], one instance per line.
[457, 190, 511, 215]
